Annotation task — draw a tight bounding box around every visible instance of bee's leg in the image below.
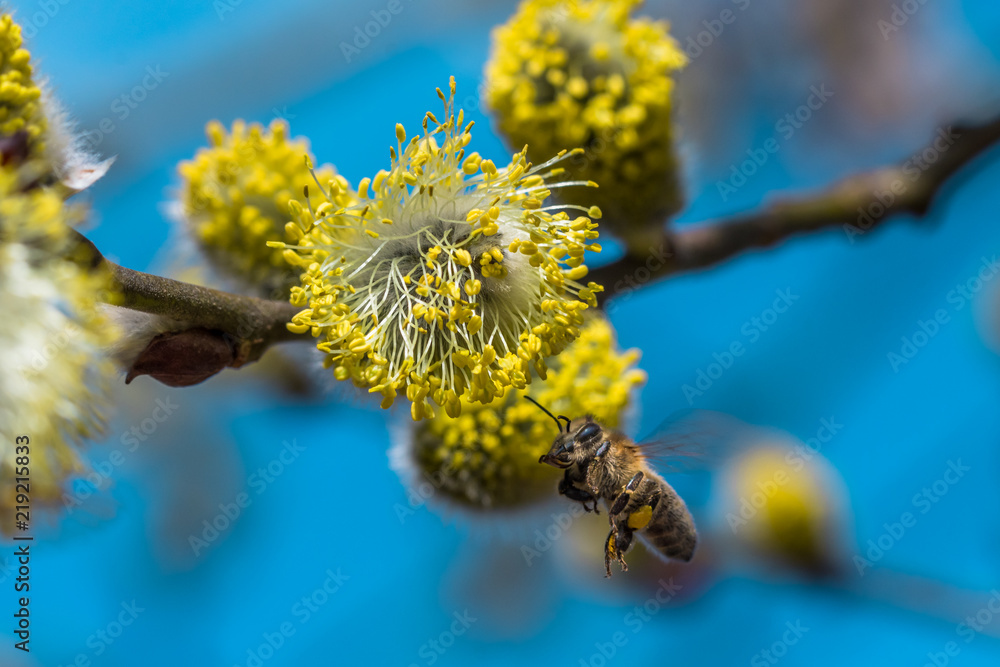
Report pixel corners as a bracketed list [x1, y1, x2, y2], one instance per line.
[608, 471, 645, 520]
[604, 529, 618, 578]
[648, 489, 661, 512]
[611, 513, 635, 573]
[559, 473, 601, 513]
[595, 440, 611, 458]
[615, 530, 633, 572]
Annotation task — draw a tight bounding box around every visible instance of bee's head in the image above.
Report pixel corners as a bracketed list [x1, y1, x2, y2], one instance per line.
[538, 417, 605, 469]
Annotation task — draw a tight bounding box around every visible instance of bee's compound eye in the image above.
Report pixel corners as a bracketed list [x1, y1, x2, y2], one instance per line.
[577, 422, 601, 442]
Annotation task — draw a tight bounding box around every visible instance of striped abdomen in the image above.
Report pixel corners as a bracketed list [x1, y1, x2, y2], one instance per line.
[636, 478, 697, 562]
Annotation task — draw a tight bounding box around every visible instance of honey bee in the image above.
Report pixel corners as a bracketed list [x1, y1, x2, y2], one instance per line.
[529, 397, 699, 577]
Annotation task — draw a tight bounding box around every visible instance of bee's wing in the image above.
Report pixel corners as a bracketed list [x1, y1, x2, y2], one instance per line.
[632, 410, 757, 474]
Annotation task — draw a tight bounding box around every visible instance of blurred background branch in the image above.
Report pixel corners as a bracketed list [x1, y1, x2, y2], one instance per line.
[594, 114, 1000, 304]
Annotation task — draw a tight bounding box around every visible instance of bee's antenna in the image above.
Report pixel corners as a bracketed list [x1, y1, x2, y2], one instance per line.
[557, 415, 572, 432]
[525, 396, 568, 433]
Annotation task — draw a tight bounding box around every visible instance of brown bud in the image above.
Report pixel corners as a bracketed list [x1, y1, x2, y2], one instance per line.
[0, 131, 30, 168]
[126, 328, 235, 387]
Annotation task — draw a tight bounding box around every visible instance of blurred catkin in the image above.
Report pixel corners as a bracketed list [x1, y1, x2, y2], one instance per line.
[0, 167, 119, 533]
[406, 317, 646, 511]
[177, 119, 351, 298]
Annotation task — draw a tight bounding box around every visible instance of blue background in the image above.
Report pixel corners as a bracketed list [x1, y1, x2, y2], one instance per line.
[4, 0, 1000, 665]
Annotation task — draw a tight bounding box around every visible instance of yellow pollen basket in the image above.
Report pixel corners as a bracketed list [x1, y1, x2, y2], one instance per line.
[627, 504, 653, 530]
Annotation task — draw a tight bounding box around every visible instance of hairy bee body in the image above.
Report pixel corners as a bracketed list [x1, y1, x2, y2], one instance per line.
[581, 429, 698, 565]
[538, 416, 697, 576]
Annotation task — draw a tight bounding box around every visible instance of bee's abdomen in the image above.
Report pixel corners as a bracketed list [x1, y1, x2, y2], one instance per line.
[642, 482, 697, 562]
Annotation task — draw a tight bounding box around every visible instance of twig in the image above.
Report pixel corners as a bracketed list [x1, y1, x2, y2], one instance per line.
[592, 115, 1000, 304]
[66, 113, 1000, 383]
[72, 231, 305, 385]
[106, 263, 302, 357]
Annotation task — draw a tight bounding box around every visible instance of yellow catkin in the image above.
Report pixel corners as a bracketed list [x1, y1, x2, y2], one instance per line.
[485, 0, 687, 244]
[0, 14, 47, 156]
[412, 318, 645, 509]
[274, 78, 605, 420]
[0, 166, 119, 534]
[728, 447, 834, 572]
[178, 119, 357, 297]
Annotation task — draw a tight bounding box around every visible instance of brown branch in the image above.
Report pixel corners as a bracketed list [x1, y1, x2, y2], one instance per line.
[66, 113, 1000, 382]
[107, 263, 302, 356]
[593, 115, 1000, 305]
[72, 231, 305, 386]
